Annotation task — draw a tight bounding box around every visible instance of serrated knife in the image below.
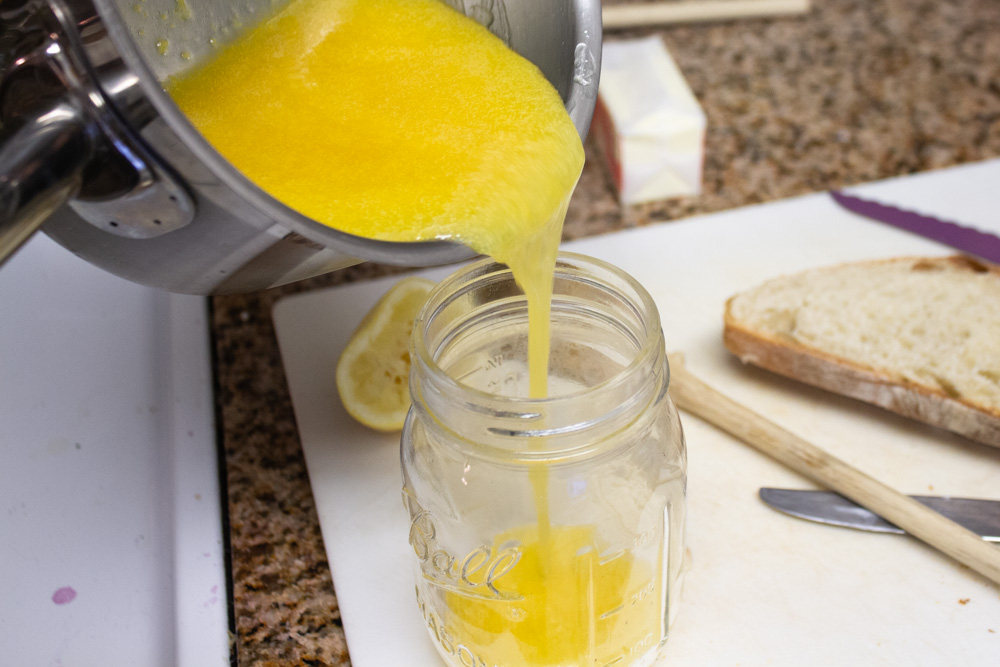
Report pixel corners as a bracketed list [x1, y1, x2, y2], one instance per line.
[830, 190, 1000, 264]
[760, 488, 1000, 542]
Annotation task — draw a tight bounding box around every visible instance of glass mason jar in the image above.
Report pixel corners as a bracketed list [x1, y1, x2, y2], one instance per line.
[401, 253, 686, 667]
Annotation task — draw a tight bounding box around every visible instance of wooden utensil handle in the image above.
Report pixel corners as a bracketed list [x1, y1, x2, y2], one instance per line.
[603, 0, 811, 29]
[666, 353, 1000, 586]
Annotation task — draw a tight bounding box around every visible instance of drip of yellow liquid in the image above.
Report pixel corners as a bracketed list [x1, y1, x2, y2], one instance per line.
[169, 1, 658, 664]
[170, 0, 570, 523]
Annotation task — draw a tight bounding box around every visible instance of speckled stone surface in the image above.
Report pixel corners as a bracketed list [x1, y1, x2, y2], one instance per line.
[213, 1, 1000, 664]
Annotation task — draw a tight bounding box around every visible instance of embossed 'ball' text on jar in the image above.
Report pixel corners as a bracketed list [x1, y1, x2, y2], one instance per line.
[401, 253, 687, 667]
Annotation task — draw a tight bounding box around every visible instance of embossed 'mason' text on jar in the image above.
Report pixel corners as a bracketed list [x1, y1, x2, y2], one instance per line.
[401, 253, 687, 667]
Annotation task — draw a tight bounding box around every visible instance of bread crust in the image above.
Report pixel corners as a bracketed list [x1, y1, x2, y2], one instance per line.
[723, 256, 1000, 449]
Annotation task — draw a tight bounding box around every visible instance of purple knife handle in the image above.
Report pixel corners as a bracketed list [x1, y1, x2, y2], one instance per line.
[830, 190, 1000, 264]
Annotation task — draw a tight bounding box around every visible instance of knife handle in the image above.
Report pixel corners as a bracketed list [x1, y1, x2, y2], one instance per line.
[667, 353, 1000, 586]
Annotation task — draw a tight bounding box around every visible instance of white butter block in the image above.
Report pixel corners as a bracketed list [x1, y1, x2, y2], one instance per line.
[593, 36, 706, 204]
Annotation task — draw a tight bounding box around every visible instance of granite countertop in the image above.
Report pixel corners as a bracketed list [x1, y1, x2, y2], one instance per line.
[212, 1, 1000, 664]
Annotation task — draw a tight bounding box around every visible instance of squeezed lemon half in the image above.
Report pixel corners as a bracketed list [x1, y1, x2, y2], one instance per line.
[336, 277, 436, 432]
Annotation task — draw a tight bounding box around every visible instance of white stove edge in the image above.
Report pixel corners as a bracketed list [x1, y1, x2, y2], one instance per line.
[0, 234, 231, 667]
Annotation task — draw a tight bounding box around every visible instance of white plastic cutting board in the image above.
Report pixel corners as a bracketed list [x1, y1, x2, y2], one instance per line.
[273, 160, 1000, 667]
[0, 235, 230, 666]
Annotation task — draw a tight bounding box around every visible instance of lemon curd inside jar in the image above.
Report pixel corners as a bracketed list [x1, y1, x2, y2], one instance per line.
[401, 253, 687, 667]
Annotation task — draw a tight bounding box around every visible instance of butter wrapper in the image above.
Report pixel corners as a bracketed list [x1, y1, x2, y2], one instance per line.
[593, 37, 706, 205]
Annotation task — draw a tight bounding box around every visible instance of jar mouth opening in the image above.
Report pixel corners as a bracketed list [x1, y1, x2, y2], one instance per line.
[410, 252, 666, 445]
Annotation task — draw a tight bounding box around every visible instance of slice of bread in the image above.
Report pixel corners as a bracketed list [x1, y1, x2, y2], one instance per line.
[723, 255, 1000, 448]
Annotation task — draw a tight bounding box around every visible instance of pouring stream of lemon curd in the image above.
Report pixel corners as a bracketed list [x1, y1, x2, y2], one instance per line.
[170, 0, 662, 663]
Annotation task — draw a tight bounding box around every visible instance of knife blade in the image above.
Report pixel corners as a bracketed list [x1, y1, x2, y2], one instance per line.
[759, 488, 1000, 542]
[829, 190, 1000, 264]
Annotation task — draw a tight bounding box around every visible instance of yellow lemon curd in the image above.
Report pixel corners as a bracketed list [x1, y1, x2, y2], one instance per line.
[167, 0, 579, 272]
[170, 1, 662, 664]
[439, 524, 660, 666]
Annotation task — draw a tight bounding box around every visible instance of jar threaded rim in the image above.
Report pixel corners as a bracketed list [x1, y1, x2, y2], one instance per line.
[409, 253, 669, 458]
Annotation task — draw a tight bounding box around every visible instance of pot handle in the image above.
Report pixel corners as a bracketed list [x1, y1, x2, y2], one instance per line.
[0, 99, 93, 267]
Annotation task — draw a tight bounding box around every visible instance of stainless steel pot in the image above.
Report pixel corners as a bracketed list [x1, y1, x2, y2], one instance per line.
[0, 0, 601, 294]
